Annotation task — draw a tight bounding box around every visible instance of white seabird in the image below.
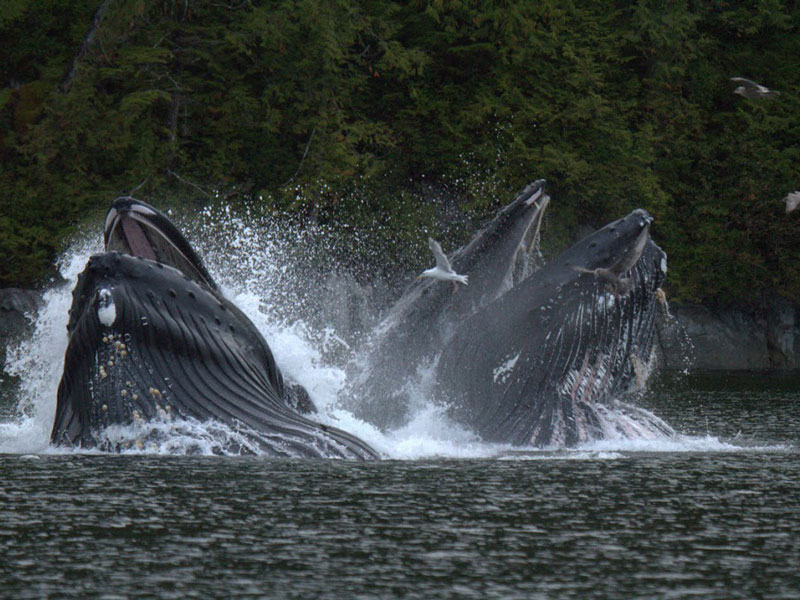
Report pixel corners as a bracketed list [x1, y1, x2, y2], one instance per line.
[419, 237, 468, 289]
[783, 191, 800, 214]
[730, 77, 780, 99]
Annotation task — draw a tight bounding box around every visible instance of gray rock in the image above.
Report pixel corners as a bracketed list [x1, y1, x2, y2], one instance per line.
[764, 294, 797, 368]
[656, 298, 800, 371]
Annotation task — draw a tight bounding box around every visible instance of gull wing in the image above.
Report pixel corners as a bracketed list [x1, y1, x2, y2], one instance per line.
[730, 77, 765, 92]
[428, 237, 452, 271]
[785, 191, 800, 214]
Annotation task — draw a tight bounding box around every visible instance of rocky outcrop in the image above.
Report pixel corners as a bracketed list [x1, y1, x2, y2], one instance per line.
[655, 296, 800, 371]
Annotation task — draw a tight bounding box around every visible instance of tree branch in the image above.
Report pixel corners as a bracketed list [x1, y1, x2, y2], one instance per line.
[167, 170, 211, 198]
[60, 0, 113, 92]
[282, 127, 316, 187]
[126, 177, 149, 196]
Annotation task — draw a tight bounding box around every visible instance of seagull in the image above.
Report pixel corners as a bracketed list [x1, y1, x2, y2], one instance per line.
[419, 237, 468, 290]
[730, 77, 780, 99]
[573, 223, 650, 296]
[784, 191, 800, 214]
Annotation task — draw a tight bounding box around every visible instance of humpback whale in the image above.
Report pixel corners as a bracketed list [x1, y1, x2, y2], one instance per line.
[348, 181, 670, 447]
[346, 180, 550, 428]
[436, 209, 671, 447]
[51, 198, 379, 459]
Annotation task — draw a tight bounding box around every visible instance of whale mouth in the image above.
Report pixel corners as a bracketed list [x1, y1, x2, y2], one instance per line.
[104, 197, 217, 291]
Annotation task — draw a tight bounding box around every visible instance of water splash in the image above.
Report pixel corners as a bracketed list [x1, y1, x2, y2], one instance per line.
[0, 203, 780, 458]
[1, 235, 102, 454]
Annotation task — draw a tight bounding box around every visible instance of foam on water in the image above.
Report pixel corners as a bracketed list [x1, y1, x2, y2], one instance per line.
[1, 236, 102, 454]
[0, 205, 786, 458]
[577, 435, 792, 454]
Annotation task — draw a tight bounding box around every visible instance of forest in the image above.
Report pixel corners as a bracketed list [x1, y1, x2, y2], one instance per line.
[1, 0, 799, 304]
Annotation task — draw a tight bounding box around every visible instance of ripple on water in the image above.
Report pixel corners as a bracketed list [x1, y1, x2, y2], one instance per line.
[1, 452, 799, 598]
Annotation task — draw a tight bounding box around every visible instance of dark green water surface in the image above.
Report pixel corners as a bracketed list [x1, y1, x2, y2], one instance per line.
[1, 373, 799, 599]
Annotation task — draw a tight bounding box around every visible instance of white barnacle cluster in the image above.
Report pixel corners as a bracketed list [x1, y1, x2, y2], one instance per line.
[114, 338, 129, 359]
[97, 332, 131, 381]
[155, 403, 173, 421]
[149, 386, 174, 422]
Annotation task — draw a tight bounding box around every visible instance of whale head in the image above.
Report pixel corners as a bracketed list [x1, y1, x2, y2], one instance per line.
[559, 208, 653, 275]
[104, 197, 217, 291]
[52, 198, 380, 459]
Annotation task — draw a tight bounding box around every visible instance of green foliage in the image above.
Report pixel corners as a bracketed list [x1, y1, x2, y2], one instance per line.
[1, 1, 799, 305]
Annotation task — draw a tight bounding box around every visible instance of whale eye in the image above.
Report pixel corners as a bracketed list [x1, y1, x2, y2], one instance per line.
[168, 289, 177, 298]
[188, 291, 196, 300]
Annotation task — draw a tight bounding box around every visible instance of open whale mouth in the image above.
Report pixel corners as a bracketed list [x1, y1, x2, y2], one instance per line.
[104, 197, 217, 290]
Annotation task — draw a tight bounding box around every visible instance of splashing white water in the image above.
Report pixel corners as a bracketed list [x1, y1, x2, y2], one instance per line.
[1, 236, 103, 454]
[0, 205, 783, 458]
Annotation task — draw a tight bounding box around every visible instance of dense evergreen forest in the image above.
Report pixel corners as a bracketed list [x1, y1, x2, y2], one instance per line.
[1, 1, 799, 303]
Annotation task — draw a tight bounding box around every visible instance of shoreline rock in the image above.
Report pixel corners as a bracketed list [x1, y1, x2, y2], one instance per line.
[656, 296, 800, 371]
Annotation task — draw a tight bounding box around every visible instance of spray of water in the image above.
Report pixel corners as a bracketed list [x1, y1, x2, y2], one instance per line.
[0, 203, 779, 458]
[1, 236, 102, 453]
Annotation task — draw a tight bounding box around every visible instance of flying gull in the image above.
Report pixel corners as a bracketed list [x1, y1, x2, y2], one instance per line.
[419, 237, 468, 290]
[730, 77, 780, 99]
[784, 191, 800, 214]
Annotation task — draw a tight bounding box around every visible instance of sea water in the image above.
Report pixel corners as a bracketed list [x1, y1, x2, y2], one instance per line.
[1, 208, 798, 598]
